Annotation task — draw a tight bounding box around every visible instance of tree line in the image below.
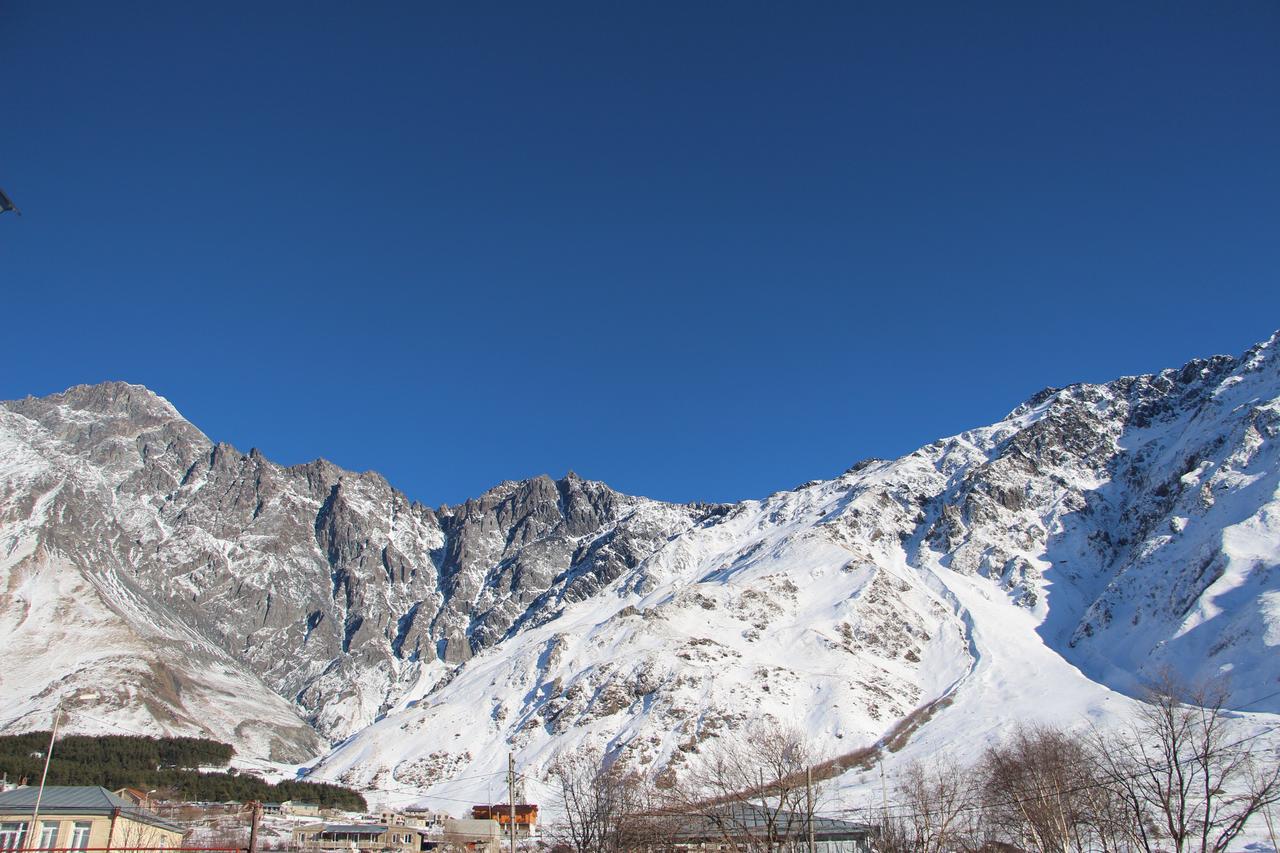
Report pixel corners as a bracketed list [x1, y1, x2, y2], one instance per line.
[543, 676, 1280, 852]
[0, 733, 366, 812]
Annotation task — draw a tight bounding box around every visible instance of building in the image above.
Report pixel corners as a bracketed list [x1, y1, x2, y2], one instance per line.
[442, 818, 502, 852]
[0, 786, 185, 850]
[470, 804, 537, 838]
[283, 801, 323, 817]
[112, 788, 152, 808]
[666, 803, 875, 852]
[381, 809, 445, 830]
[292, 821, 428, 852]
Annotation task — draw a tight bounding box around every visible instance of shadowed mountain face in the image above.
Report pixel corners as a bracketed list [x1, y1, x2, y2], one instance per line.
[1, 334, 1277, 775]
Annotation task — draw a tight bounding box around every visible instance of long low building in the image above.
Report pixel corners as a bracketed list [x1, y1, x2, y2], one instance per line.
[667, 803, 875, 852]
[292, 822, 429, 852]
[0, 786, 186, 850]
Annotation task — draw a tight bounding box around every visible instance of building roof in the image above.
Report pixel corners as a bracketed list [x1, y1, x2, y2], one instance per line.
[0, 786, 184, 834]
[0, 786, 132, 810]
[308, 823, 407, 835]
[471, 804, 537, 817]
[671, 803, 873, 842]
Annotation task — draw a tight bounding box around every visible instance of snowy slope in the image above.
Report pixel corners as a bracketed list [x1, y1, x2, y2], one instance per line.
[309, 332, 1280, 813]
[0, 384, 704, 755]
[0, 391, 321, 759]
[0, 334, 1277, 816]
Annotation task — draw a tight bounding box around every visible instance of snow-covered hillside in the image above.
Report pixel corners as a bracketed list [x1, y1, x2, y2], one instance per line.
[310, 333, 1280, 809]
[1, 334, 1277, 813]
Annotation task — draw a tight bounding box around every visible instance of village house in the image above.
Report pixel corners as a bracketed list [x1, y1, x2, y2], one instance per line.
[282, 801, 323, 817]
[469, 804, 537, 839]
[381, 809, 445, 830]
[0, 786, 185, 850]
[292, 821, 429, 852]
[442, 818, 502, 852]
[111, 788, 153, 808]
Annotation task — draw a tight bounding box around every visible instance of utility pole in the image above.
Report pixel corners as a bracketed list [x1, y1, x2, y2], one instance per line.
[246, 800, 262, 853]
[105, 807, 121, 853]
[805, 767, 816, 853]
[878, 759, 888, 834]
[24, 707, 60, 853]
[758, 769, 773, 850]
[507, 753, 517, 853]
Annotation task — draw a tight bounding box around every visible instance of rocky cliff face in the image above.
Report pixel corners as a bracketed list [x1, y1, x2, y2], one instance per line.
[0, 383, 707, 755]
[1, 334, 1277, 785]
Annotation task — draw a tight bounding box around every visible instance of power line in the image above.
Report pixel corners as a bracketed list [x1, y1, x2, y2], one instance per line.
[45, 679, 1280, 830]
[1235, 684, 1280, 709]
[818, 719, 1280, 821]
[59, 709, 172, 740]
[351, 773, 538, 808]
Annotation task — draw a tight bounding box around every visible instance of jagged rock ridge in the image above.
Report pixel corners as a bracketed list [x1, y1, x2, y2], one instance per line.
[1, 334, 1277, 784]
[0, 384, 711, 755]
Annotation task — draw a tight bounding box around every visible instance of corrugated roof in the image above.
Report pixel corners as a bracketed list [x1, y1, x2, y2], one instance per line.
[0, 786, 184, 834]
[305, 823, 429, 837]
[670, 803, 873, 841]
[0, 786, 131, 810]
[314, 824, 389, 834]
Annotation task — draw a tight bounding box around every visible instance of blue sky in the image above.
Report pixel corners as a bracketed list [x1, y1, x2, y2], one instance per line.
[2, 2, 1277, 506]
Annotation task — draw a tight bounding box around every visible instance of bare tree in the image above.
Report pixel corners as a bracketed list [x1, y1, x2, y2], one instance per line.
[1090, 675, 1280, 853]
[545, 744, 653, 853]
[980, 724, 1128, 852]
[1261, 791, 1280, 853]
[875, 757, 980, 853]
[676, 720, 828, 851]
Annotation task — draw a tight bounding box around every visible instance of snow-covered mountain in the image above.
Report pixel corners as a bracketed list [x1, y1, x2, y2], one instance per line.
[2, 334, 1278, 798]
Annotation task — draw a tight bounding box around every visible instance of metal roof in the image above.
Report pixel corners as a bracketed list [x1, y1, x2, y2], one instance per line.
[669, 803, 874, 842]
[0, 786, 132, 810]
[0, 786, 184, 834]
[307, 823, 431, 837]
[314, 824, 390, 834]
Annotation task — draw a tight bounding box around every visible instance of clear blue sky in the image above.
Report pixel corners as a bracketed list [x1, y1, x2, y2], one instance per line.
[1, 2, 1277, 506]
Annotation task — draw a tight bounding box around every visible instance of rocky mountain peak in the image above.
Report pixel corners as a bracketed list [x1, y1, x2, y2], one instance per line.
[2, 335, 1277, 792]
[7, 380, 184, 424]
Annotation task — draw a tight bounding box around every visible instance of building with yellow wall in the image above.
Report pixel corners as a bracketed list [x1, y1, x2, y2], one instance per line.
[0, 786, 185, 850]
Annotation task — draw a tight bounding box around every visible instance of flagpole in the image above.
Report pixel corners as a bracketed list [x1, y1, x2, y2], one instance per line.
[25, 708, 60, 853]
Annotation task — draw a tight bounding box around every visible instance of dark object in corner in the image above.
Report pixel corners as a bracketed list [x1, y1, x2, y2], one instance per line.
[0, 185, 21, 216]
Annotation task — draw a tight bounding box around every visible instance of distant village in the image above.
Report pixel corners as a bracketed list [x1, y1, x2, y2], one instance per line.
[0, 730, 876, 853]
[0, 780, 875, 852]
[0, 781, 544, 853]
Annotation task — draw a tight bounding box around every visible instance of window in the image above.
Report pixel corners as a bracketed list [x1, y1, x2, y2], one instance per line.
[70, 821, 92, 850]
[39, 822, 60, 849]
[0, 822, 27, 851]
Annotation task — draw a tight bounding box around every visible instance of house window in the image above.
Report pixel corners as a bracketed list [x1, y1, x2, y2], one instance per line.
[0, 822, 28, 851]
[39, 821, 60, 849]
[70, 821, 92, 850]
